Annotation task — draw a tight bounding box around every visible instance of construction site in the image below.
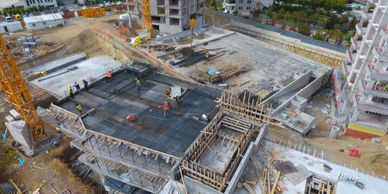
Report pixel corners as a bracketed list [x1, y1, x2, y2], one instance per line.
[1, 1, 388, 194]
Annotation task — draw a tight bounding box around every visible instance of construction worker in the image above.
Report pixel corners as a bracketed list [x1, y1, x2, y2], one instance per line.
[174, 95, 181, 105]
[162, 100, 170, 117]
[76, 104, 82, 114]
[82, 79, 89, 90]
[135, 78, 141, 90]
[67, 84, 74, 98]
[106, 70, 113, 87]
[73, 82, 80, 93]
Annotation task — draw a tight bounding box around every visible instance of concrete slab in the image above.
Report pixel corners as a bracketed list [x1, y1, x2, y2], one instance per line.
[26, 53, 87, 74]
[54, 70, 220, 157]
[31, 55, 121, 98]
[178, 32, 331, 97]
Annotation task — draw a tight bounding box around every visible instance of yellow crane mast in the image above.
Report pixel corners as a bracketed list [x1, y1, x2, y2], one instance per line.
[141, 0, 152, 32]
[0, 34, 44, 139]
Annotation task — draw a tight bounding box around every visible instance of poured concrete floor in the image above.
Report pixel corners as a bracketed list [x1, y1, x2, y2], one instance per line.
[56, 70, 220, 157]
[181, 33, 330, 97]
[31, 55, 121, 98]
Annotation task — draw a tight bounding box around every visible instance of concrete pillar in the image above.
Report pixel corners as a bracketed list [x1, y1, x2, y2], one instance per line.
[5, 120, 33, 150]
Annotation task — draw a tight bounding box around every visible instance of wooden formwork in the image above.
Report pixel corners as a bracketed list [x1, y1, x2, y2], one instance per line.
[217, 91, 272, 125]
[181, 91, 272, 192]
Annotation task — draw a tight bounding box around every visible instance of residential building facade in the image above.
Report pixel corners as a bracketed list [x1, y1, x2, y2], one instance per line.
[223, 0, 273, 15]
[345, 0, 388, 138]
[0, 0, 58, 10]
[127, 0, 205, 34]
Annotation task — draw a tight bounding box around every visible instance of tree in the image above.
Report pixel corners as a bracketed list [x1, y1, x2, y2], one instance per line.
[298, 23, 311, 36]
[328, 29, 342, 41]
[313, 31, 325, 40]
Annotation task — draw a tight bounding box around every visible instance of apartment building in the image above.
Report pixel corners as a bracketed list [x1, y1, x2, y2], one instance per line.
[224, 0, 273, 15]
[345, 0, 388, 138]
[127, 0, 205, 34]
[0, 0, 58, 10]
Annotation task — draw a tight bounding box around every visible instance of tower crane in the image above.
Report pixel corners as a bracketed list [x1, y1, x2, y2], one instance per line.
[141, 0, 152, 32]
[0, 34, 45, 145]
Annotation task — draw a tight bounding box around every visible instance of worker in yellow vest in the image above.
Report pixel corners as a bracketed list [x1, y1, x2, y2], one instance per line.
[76, 104, 82, 115]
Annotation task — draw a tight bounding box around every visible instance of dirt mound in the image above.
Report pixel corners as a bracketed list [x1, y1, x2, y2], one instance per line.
[20, 29, 129, 70]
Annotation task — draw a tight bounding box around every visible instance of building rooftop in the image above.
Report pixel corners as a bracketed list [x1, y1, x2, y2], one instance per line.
[24, 13, 63, 24]
[0, 0, 23, 9]
[55, 69, 220, 157]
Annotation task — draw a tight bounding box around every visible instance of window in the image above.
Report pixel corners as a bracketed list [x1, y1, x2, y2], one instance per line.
[247, 0, 251, 3]
[43, 22, 47, 25]
[238, 6, 242, 10]
[247, 6, 251, 10]
[32, 23, 36, 27]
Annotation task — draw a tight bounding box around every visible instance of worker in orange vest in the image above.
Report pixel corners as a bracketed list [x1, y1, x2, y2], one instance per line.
[162, 100, 170, 117]
[106, 70, 113, 87]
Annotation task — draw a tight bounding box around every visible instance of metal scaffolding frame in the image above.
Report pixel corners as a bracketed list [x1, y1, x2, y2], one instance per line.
[80, 154, 168, 193]
[86, 135, 175, 177]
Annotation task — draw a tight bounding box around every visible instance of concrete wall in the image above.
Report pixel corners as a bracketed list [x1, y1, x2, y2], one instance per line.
[263, 71, 312, 105]
[159, 23, 182, 34]
[184, 176, 223, 194]
[150, 0, 157, 15]
[297, 70, 332, 99]
[0, 21, 23, 34]
[272, 70, 331, 115]
[224, 125, 267, 194]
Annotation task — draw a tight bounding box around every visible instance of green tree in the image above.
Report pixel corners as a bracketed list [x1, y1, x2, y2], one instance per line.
[298, 23, 311, 36]
[313, 31, 325, 40]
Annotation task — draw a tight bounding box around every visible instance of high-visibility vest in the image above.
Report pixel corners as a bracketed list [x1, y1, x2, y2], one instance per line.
[76, 104, 82, 112]
[67, 85, 73, 92]
[135, 79, 141, 86]
[162, 102, 170, 111]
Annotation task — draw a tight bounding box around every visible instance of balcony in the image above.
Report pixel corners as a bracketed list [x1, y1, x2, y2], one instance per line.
[361, 80, 388, 98]
[351, 36, 362, 50]
[356, 23, 367, 35]
[157, 0, 165, 7]
[361, 7, 374, 19]
[347, 49, 358, 63]
[168, 9, 182, 18]
[357, 100, 388, 115]
[169, 0, 181, 9]
[380, 26, 388, 41]
[372, 46, 388, 62]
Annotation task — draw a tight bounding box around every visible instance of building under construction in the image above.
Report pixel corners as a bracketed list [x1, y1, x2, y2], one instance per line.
[342, 0, 388, 138]
[127, 0, 205, 33]
[43, 63, 272, 193]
